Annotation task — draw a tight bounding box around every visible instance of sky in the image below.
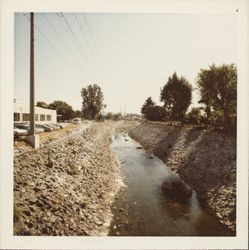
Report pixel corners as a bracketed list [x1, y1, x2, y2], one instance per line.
[14, 13, 237, 114]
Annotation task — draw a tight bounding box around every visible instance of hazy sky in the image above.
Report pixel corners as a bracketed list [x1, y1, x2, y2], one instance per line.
[14, 13, 237, 114]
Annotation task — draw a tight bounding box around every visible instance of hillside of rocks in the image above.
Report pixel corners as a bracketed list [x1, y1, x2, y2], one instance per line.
[14, 121, 136, 236]
[129, 121, 236, 233]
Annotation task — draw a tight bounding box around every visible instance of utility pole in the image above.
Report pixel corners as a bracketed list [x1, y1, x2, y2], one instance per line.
[26, 12, 39, 148]
[30, 12, 35, 136]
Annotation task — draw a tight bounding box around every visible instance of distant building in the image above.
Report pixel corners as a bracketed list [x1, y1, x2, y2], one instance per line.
[14, 100, 57, 124]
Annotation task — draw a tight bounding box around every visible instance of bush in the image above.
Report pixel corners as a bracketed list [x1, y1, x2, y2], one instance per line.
[112, 113, 122, 121]
[185, 107, 203, 124]
[95, 113, 104, 122]
[104, 112, 113, 120]
[210, 110, 224, 127]
[147, 105, 167, 121]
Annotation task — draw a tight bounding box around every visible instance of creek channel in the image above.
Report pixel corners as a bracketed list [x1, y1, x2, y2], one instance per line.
[109, 133, 233, 236]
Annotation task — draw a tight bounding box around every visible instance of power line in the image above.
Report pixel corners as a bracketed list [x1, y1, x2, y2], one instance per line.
[23, 13, 87, 81]
[73, 13, 103, 80]
[73, 14, 96, 62]
[80, 14, 106, 79]
[81, 14, 101, 62]
[24, 14, 72, 70]
[42, 13, 90, 79]
[55, 13, 94, 81]
[60, 13, 82, 48]
[59, 13, 97, 81]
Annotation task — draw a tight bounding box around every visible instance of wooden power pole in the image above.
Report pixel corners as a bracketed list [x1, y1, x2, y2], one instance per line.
[30, 12, 35, 136]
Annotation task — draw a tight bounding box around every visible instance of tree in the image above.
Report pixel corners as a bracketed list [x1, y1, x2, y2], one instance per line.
[198, 99, 211, 124]
[112, 113, 122, 121]
[141, 97, 156, 119]
[104, 112, 114, 120]
[74, 110, 83, 118]
[141, 97, 166, 121]
[48, 100, 74, 121]
[148, 105, 166, 121]
[81, 84, 105, 120]
[186, 107, 202, 124]
[36, 101, 48, 109]
[196, 64, 237, 127]
[160, 72, 192, 121]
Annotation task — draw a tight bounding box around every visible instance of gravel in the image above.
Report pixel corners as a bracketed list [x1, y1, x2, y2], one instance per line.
[14, 121, 137, 236]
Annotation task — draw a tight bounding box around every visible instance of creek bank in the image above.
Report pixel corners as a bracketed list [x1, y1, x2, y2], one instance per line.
[129, 121, 236, 233]
[14, 121, 137, 236]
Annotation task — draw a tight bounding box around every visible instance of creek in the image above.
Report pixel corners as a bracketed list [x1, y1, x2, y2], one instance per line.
[109, 133, 232, 236]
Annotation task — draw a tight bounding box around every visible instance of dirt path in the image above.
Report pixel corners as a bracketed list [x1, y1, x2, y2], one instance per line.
[14, 120, 138, 236]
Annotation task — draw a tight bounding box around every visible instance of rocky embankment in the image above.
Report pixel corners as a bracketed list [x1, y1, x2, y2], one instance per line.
[129, 121, 236, 233]
[14, 121, 136, 236]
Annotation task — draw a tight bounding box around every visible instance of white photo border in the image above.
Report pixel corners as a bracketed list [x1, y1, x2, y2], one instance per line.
[0, 0, 248, 249]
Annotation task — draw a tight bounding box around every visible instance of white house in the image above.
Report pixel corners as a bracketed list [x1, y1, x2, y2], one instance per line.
[14, 100, 57, 124]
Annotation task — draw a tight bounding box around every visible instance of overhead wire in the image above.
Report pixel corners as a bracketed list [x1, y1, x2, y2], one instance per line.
[59, 13, 97, 81]
[80, 13, 106, 80]
[23, 13, 107, 84]
[73, 14, 97, 64]
[42, 13, 91, 80]
[23, 13, 87, 82]
[24, 13, 69, 65]
[73, 13, 103, 81]
[80, 14, 102, 63]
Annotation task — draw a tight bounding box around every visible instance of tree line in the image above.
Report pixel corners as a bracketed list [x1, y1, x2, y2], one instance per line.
[36, 101, 82, 121]
[37, 63, 236, 128]
[36, 84, 120, 122]
[141, 64, 237, 128]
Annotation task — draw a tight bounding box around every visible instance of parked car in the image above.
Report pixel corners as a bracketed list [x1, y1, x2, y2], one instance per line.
[34, 125, 45, 133]
[58, 122, 67, 128]
[51, 123, 64, 129]
[72, 118, 81, 124]
[36, 124, 54, 132]
[15, 123, 44, 134]
[15, 123, 29, 130]
[14, 126, 28, 137]
[51, 123, 62, 129]
[46, 124, 60, 130]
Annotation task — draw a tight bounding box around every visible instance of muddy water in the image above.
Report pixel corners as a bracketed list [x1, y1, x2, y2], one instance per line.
[109, 133, 232, 236]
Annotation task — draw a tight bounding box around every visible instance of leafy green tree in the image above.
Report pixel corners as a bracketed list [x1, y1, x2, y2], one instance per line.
[48, 101, 74, 121]
[196, 64, 237, 127]
[74, 110, 83, 118]
[160, 72, 192, 121]
[81, 84, 105, 120]
[36, 101, 49, 109]
[141, 97, 156, 119]
[141, 97, 166, 121]
[148, 105, 166, 121]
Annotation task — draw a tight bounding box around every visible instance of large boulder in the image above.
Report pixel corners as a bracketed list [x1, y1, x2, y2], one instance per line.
[161, 173, 192, 201]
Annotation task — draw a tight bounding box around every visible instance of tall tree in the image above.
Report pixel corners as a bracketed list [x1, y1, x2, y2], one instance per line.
[141, 97, 155, 119]
[160, 72, 192, 121]
[36, 101, 48, 109]
[141, 97, 166, 121]
[48, 100, 74, 121]
[81, 84, 105, 120]
[196, 64, 237, 127]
